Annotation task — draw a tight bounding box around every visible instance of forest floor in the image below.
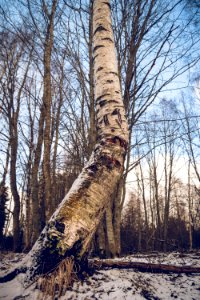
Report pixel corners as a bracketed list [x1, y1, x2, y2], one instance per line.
[0, 251, 200, 299]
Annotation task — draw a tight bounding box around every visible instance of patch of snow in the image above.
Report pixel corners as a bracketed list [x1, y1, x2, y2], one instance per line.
[0, 252, 200, 300]
[117, 252, 200, 267]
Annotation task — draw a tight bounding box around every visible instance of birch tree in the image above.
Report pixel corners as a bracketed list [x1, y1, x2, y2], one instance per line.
[0, 0, 128, 286]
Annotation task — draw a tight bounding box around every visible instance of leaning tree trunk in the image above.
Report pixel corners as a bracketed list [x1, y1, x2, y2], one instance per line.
[1, 0, 128, 285]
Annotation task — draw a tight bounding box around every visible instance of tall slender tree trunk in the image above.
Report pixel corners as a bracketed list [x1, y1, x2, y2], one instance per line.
[8, 84, 21, 253]
[19, 0, 128, 283]
[96, 219, 106, 257]
[52, 60, 64, 211]
[43, 0, 58, 221]
[163, 144, 174, 252]
[24, 97, 34, 250]
[88, 0, 96, 155]
[113, 177, 124, 256]
[188, 160, 193, 251]
[31, 105, 45, 245]
[95, 180, 123, 258]
[153, 165, 161, 241]
[10, 127, 20, 252]
[106, 201, 116, 257]
[24, 150, 33, 250]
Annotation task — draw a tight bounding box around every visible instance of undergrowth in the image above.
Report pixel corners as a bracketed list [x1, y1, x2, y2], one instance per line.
[37, 257, 77, 299]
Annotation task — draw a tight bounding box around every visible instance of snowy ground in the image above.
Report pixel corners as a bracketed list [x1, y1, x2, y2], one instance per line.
[0, 252, 200, 299]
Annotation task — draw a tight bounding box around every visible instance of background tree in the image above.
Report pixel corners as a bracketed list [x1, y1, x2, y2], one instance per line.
[0, 185, 9, 247]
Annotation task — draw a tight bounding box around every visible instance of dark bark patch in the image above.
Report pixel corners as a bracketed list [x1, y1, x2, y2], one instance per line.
[106, 80, 114, 84]
[97, 66, 104, 72]
[111, 108, 120, 115]
[107, 136, 128, 150]
[107, 99, 119, 104]
[81, 179, 91, 189]
[93, 54, 99, 62]
[114, 160, 121, 169]
[93, 45, 105, 52]
[108, 71, 118, 76]
[102, 37, 113, 43]
[117, 110, 122, 123]
[100, 155, 113, 170]
[100, 140, 106, 146]
[37, 243, 63, 276]
[103, 1, 111, 10]
[103, 114, 110, 126]
[99, 99, 119, 107]
[96, 126, 100, 132]
[87, 163, 99, 175]
[94, 25, 108, 36]
[99, 155, 121, 170]
[64, 239, 84, 259]
[55, 220, 65, 234]
[99, 99, 107, 107]
[96, 93, 110, 102]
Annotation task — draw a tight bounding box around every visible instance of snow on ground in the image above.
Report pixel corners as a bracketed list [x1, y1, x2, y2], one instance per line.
[0, 252, 200, 300]
[120, 252, 200, 267]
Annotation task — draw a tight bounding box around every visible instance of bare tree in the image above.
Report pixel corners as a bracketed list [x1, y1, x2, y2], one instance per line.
[0, 30, 32, 251]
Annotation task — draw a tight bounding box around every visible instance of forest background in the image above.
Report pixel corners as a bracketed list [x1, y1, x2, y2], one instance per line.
[0, 0, 200, 258]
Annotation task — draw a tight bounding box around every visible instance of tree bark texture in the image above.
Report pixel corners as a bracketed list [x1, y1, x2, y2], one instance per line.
[11, 0, 129, 284]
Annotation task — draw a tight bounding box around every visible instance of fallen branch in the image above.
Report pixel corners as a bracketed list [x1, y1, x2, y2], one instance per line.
[91, 259, 200, 274]
[0, 266, 27, 283]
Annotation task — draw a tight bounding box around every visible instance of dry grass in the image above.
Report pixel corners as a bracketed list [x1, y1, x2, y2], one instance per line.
[37, 257, 77, 299]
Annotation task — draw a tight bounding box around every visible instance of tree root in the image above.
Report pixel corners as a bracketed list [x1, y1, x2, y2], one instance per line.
[36, 257, 77, 300]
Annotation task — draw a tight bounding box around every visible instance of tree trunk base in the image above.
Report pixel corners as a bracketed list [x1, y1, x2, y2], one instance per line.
[36, 257, 76, 298]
